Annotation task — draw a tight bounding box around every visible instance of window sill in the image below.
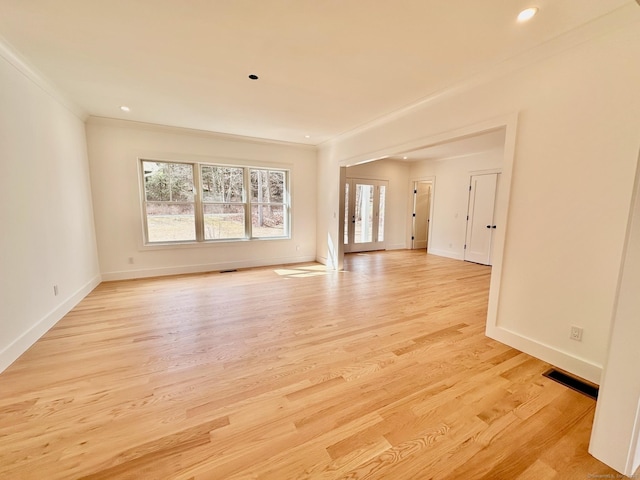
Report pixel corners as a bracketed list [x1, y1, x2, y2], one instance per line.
[140, 236, 292, 251]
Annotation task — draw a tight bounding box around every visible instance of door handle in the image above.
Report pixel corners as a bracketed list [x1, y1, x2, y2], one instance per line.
[492, 225, 497, 229]
[486, 225, 491, 229]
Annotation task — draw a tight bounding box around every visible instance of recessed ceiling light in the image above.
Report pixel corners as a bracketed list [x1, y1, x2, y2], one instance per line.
[304, 135, 311, 139]
[403, 156, 408, 160]
[248, 74, 259, 80]
[517, 7, 538, 22]
[120, 105, 130, 112]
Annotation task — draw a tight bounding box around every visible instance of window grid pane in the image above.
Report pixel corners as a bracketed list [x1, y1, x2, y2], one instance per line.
[251, 204, 286, 238]
[146, 202, 196, 242]
[201, 165, 244, 202]
[203, 204, 246, 240]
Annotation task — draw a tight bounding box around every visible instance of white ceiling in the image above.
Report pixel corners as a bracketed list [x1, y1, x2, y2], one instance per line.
[0, 0, 631, 145]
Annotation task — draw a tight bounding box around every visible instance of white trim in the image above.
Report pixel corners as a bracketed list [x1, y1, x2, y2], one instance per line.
[87, 116, 317, 150]
[316, 254, 329, 266]
[334, 114, 517, 318]
[101, 255, 317, 281]
[589, 148, 640, 474]
[484, 114, 518, 358]
[408, 176, 436, 252]
[0, 274, 101, 374]
[469, 167, 502, 176]
[135, 151, 298, 170]
[343, 178, 388, 253]
[137, 158, 293, 249]
[338, 116, 513, 167]
[385, 244, 406, 251]
[428, 249, 464, 261]
[0, 35, 86, 120]
[486, 324, 602, 384]
[409, 175, 436, 183]
[409, 178, 435, 251]
[463, 172, 500, 265]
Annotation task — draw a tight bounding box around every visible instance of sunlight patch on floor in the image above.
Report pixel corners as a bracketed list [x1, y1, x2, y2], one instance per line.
[274, 265, 333, 278]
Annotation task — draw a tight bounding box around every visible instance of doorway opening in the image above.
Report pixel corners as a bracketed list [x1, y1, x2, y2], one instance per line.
[412, 180, 433, 250]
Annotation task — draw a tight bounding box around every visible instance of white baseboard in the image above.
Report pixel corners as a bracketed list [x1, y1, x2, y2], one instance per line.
[428, 248, 464, 260]
[385, 243, 407, 250]
[0, 274, 102, 374]
[485, 323, 602, 384]
[101, 255, 318, 281]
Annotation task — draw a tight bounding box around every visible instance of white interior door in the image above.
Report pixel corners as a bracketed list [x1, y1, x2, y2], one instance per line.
[344, 178, 387, 253]
[412, 181, 432, 250]
[464, 173, 499, 265]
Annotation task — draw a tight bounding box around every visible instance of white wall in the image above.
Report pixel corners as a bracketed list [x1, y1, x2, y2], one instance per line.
[317, 11, 640, 385]
[346, 160, 410, 250]
[0, 46, 100, 372]
[317, 148, 341, 268]
[410, 148, 503, 260]
[86, 118, 317, 280]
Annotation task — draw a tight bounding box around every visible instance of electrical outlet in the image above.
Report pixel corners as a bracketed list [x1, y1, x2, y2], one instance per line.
[570, 325, 583, 342]
[128, 257, 134, 264]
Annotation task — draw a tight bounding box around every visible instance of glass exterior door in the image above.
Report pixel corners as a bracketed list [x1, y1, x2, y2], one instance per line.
[344, 178, 387, 253]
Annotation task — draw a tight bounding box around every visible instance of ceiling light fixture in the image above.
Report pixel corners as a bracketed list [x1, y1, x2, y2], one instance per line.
[304, 135, 311, 139]
[248, 74, 259, 80]
[403, 156, 408, 160]
[517, 7, 538, 22]
[120, 105, 130, 112]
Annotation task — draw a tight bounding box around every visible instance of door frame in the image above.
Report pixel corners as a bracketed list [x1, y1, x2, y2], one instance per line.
[463, 170, 500, 265]
[344, 177, 388, 253]
[410, 178, 435, 251]
[335, 114, 518, 368]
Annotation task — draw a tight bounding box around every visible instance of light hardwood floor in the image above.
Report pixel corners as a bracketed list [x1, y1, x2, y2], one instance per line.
[0, 250, 621, 479]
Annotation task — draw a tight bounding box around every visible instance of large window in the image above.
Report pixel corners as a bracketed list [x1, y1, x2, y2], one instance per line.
[141, 160, 289, 244]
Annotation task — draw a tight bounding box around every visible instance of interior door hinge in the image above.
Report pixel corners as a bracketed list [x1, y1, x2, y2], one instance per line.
[412, 213, 416, 217]
[464, 244, 467, 249]
[411, 236, 415, 240]
[414, 189, 417, 194]
[469, 185, 472, 191]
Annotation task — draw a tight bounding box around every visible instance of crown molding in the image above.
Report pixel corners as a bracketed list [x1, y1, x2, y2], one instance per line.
[322, 3, 640, 148]
[0, 35, 87, 120]
[85, 116, 317, 150]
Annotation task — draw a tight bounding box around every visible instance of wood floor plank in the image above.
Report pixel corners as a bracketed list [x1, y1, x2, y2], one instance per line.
[0, 250, 621, 479]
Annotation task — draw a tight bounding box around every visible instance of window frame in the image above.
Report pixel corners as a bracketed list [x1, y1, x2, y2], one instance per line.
[140, 160, 198, 244]
[199, 164, 248, 241]
[139, 159, 291, 246]
[249, 168, 290, 240]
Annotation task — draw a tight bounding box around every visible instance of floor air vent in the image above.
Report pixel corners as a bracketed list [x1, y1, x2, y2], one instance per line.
[543, 369, 599, 400]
